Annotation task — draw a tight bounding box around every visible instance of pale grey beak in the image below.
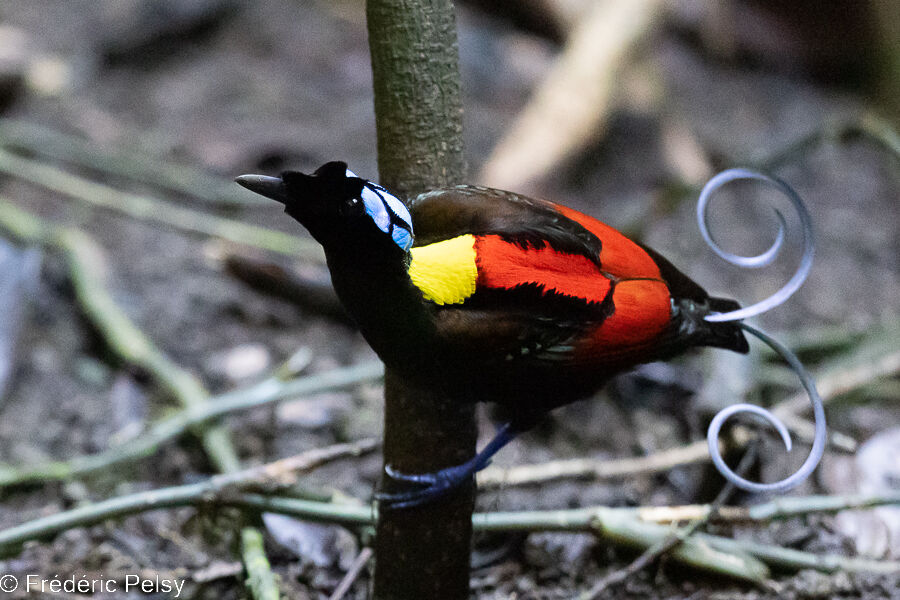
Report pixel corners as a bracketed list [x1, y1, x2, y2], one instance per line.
[235, 174, 290, 205]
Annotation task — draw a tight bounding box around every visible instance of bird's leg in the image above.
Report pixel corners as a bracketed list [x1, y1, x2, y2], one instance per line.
[377, 422, 517, 509]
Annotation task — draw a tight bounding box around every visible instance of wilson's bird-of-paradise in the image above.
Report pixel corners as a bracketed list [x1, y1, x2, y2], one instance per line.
[236, 163, 824, 508]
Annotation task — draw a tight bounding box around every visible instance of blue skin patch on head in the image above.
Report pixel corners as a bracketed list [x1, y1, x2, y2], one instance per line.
[392, 226, 413, 251]
[346, 169, 414, 252]
[361, 186, 393, 232]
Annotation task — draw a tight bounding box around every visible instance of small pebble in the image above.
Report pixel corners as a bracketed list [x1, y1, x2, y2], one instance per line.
[205, 343, 271, 383]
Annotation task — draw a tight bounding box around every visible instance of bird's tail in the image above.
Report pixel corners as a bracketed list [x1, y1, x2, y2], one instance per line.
[704, 296, 750, 353]
[673, 296, 749, 354]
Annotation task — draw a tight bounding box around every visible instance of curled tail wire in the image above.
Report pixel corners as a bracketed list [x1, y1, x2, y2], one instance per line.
[697, 168, 825, 493]
[708, 324, 826, 492]
[697, 168, 814, 323]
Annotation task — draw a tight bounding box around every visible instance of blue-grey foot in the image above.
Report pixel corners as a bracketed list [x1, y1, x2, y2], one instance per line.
[376, 423, 516, 510]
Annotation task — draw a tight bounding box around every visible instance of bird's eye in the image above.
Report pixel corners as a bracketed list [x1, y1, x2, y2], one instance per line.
[346, 196, 361, 207]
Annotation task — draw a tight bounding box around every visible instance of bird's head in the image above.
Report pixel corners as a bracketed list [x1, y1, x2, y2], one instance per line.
[236, 161, 414, 253]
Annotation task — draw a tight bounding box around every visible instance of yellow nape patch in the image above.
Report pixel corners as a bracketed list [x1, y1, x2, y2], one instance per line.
[409, 235, 478, 305]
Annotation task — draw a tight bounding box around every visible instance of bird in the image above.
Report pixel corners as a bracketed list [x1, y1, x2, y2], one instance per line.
[235, 161, 822, 508]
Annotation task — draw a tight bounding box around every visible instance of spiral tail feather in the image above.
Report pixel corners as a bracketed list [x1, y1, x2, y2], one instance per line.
[696, 168, 815, 323]
[707, 324, 826, 493]
[696, 170, 824, 493]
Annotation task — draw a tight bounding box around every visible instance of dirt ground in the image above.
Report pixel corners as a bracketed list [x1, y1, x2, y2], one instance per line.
[0, 1, 897, 598]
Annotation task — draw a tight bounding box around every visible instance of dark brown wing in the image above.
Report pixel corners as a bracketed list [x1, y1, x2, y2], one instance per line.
[410, 186, 605, 265]
[411, 185, 748, 356]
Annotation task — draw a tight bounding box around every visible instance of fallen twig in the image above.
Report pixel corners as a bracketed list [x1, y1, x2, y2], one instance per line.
[240, 528, 280, 600]
[237, 441, 379, 600]
[0, 147, 323, 260]
[0, 357, 382, 488]
[478, 439, 713, 488]
[774, 344, 900, 419]
[0, 202, 383, 487]
[0, 199, 291, 597]
[328, 547, 373, 600]
[581, 443, 757, 599]
[221, 439, 379, 492]
[0, 119, 265, 208]
[589, 509, 768, 582]
[0, 481, 373, 558]
[476, 507, 900, 576]
[4, 486, 900, 580]
[751, 114, 900, 172]
[635, 491, 900, 524]
[0, 342, 382, 487]
[224, 253, 348, 323]
[728, 325, 900, 454]
[472, 493, 900, 531]
[478, 0, 664, 190]
[479, 337, 892, 490]
[768, 328, 900, 450]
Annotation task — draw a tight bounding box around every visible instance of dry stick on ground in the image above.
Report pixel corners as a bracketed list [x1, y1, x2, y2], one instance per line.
[0, 201, 285, 599]
[478, 438, 715, 488]
[0, 200, 382, 487]
[328, 547, 374, 600]
[634, 491, 900, 524]
[735, 324, 900, 451]
[774, 344, 900, 419]
[479, 326, 900, 488]
[476, 375, 854, 489]
[479, 0, 664, 190]
[663, 115, 900, 202]
[0, 443, 381, 554]
[223, 252, 349, 323]
[581, 443, 758, 600]
[239, 529, 278, 599]
[761, 421, 857, 453]
[750, 113, 900, 172]
[773, 353, 900, 450]
[0, 119, 266, 208]
[0, 147, 324, 260]
[0, 355, 381, 489]
[473, 504, 900, 576]
[225, 439, 379, 492]
[3, 483, 900, 579]
[478, 434, 850, 491]
[765, 326, 900, 450]
[0, 203, 380, 487]
[740, 421, 856, 454]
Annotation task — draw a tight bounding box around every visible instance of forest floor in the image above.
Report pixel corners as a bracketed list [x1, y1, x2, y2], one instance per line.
[0, 1, 897, 598]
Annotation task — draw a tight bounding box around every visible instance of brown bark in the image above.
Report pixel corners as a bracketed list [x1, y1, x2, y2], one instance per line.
[366, 1, 475, 598]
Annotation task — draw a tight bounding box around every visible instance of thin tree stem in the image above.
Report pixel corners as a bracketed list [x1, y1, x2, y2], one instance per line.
[366, 0, 473, 598]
